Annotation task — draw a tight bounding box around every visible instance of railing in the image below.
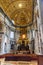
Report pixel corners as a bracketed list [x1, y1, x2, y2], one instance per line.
[10, 50, 33, 54]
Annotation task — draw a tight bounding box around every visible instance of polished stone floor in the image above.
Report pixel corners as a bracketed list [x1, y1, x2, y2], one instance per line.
[0, 58, 38, 65]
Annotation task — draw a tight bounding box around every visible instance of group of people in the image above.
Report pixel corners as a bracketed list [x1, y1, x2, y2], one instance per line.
[18, 41, 30, 54]
[11, 40, 30, 54]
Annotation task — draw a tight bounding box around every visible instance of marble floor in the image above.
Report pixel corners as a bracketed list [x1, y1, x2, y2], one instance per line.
[0, 58, 38, 65]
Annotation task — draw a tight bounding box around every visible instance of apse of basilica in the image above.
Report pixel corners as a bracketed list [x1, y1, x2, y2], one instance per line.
[0, 0, 43, 56]
[0, 0, 43, 65]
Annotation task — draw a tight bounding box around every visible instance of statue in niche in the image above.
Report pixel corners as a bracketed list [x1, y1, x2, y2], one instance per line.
[4, 42, 7, 53]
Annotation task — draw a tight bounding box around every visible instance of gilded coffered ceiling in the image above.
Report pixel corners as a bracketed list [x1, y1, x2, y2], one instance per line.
[0, 0, 34, 26]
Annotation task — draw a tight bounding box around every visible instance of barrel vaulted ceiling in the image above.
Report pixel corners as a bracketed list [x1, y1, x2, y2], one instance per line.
[0, 0, 34, 26]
